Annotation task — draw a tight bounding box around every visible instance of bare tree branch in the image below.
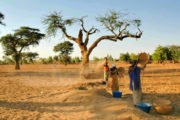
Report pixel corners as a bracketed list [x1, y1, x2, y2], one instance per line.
[120, 30, 142, 40]
[87, 35, 117, 56]
[56, 23, 77, 42]
[118, 23, 129, 35]
[79, 16, 88, 33]
[104, 23, 117, 36]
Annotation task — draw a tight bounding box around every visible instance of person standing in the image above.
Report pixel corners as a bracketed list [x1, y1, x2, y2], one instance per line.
[128, 60, 146, 105]
[103, 57, 109, 83]
[109, 64, 119, 91]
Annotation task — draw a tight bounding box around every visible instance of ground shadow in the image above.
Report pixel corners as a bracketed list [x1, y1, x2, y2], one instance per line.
[88, 92, 180, 119]
[0, 101, 84, 113]
[1, 72, 80, 78]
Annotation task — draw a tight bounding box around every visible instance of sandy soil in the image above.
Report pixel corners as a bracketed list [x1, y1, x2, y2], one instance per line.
[0, 63, 180, 120]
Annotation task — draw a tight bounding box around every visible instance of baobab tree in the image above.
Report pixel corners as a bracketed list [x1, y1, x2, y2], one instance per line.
[0, 27, 44, 69]
[43, 10, 142, 76]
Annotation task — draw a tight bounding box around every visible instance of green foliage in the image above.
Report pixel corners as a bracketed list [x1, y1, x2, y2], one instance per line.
[54, 41, 73, 56]
[43, 11, 76, 36]
[107, 54, 113, 61]
[130, 53, 138, 60]
[0, 12, 5, 25]
[96, 10, 141, 31]
[47, 56, 53, 64]
[0, 27, 44, 69]
[93, 56, 101, 62]
[132, 19, 141, 27]
[152, 45, 172, 61]
[39, 58, 47, 64]
[53, 55, 59, 62]
[0, 27, 44, 56]
[73, 57, 81, 64]
[119, 52, 130, 61]
[59, 55, 71, 65]
[169, 45, 180, 60]
[53, 41, 73, 65]
[22, 52, 39, 64]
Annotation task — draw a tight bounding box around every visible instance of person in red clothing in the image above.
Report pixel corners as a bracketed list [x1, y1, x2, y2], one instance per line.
[103, 57, 109, 83]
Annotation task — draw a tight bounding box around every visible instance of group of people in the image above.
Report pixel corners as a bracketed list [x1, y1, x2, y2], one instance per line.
[103, 57, 146, 105]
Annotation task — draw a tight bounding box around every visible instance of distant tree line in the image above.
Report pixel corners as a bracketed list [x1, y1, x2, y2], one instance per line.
[92, 45, 180, 63]
[0, 45, 179, 65]
[0, 55, 81, 65]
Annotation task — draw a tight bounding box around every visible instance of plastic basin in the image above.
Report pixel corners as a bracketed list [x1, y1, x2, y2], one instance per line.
[153, 99, 172, 114]
[112, 91, 122, 98]
[135, 102, 152, 113]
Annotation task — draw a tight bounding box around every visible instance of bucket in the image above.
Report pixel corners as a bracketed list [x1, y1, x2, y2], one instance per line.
[135, 102, 152, 113]
[112, 91, 122, 98]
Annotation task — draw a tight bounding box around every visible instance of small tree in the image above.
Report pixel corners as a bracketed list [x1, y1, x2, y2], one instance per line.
[47, 56, 53, 64]
[119, 52, 130, 62]
[107, 54, 114, 61]
[39, 58, 47, 64]
[169, 45, 180, 62]
[74, 57, 81, 64]
[130, 53, 138, 60]
[152, 45, 171, 62]
[93, 56, 101, 62]
[0, 27, 44, 69]
[53, 55, 59, 62]
[53, 41, 73, 65]
[22, 52, 39, 64]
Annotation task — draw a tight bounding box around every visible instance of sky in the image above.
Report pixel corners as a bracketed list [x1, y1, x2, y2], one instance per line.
[0, 0, 180, 60]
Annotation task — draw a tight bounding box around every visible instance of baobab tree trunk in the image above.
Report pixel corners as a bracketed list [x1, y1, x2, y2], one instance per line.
[15, 55, 20, 70]
[80, 53, 90, 78]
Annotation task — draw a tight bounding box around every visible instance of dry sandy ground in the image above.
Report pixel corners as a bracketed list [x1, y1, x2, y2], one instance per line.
[0, 63, 180, 120]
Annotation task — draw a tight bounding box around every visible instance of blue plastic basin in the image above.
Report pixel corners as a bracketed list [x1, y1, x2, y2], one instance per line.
[112, 91, 122, 98]
[135, 102, 152, 113]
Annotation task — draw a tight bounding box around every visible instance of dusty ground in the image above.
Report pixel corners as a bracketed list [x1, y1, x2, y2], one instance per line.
[0, 63, 180, 120]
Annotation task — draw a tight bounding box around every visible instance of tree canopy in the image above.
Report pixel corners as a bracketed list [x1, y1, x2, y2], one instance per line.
[21, 52, 39, 64]
[152, 45, 180, 62]
[152, 45, 171, 61]
[169, 45, 180, 61]
[53, 41, 73, 56]
[119, 52, 130, 61]
[0, 26, 44, 69]
[53, 41, 74, 65]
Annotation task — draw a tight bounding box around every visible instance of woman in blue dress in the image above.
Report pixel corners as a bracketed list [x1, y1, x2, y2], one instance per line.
[128, 60, 146, 105]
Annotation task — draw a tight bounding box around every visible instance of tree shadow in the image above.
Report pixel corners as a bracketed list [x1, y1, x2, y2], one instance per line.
[1, 71, 80, 78]
[0, 101, 84, 113]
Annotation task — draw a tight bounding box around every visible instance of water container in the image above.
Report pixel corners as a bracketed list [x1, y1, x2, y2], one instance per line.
[135, 102, 152, 113]
[112, 91, 122, 98]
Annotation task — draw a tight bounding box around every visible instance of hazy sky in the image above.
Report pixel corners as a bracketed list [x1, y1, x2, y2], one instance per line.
[0, 0, 180, 59]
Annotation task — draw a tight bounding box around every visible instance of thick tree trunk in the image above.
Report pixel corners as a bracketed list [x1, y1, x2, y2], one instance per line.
[80, 54, 89, 78]
[15, 55, 20, 70]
